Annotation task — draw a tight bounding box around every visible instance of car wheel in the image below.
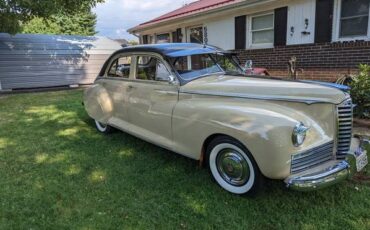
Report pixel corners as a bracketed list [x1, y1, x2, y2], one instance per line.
[94, 120, 114, 134]
[206, 136, 263, 195]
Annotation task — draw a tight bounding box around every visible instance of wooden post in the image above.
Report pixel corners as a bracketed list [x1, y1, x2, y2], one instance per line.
[288, 56, 297, 80]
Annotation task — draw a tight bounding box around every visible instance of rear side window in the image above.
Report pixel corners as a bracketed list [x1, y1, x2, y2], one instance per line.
[107, 56, 131, 78]
[136, 56, 171, 81]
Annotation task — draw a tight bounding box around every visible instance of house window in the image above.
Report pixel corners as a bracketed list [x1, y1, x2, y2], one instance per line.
[249, 13, 274, 48]
[339, 0, 369, 37]
[334, 0, 370, 41]
[156, 33, 170, 43]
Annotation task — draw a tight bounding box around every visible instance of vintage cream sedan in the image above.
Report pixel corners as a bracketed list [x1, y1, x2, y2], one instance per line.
[84, 43, 368, 195]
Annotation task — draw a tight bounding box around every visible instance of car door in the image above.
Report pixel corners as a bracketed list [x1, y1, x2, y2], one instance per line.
[126, 54, 179, 149]
[101, 54, 134, 125]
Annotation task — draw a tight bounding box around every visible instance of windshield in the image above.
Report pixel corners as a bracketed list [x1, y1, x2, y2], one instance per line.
[170, 53, 244, 81]
[212, 54, 244, 75]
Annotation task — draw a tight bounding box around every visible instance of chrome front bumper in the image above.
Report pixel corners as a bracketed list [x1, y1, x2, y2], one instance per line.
[285, 156, 355, 191]
[285, 137, 368, 191]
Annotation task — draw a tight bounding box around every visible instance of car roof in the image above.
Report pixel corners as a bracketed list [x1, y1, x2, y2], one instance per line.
[99, 43, 237, 85]
[117, 43, 230, 58]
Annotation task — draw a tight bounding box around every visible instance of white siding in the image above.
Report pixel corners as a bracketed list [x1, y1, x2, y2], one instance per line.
[205, 17, 235, 50]
[134, 0, 333, 49]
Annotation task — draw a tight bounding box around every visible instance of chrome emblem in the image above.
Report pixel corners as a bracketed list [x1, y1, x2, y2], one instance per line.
[343, 99, 352, 107]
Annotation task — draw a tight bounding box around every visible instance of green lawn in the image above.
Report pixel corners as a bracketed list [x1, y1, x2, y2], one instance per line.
[0, 89, 369, 229]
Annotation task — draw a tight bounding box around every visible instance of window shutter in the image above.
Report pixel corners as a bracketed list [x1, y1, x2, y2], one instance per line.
[142, 35, 148, 44]
[315, 0, 334, 43]
[177, 28, 182, 42]
[235, 15, 246, 50]
[172, 28, 182, 43]
[274, 7, 288, 46]
[172, 31, 177, 43]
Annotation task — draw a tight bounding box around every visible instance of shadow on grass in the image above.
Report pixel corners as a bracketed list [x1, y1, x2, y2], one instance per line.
[0, 90, 369, 229]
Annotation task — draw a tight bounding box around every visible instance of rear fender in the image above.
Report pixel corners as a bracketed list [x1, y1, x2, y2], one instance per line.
[83, 84, 114, 123]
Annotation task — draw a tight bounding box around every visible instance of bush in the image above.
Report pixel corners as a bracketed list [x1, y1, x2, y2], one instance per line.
[350, 64, 370, 119]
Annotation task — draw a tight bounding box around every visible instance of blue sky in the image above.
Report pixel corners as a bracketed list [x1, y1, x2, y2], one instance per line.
[93, 0, 196, 41]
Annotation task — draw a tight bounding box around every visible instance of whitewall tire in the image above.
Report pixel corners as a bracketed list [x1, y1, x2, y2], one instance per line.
[94, 120, 114, 134]
[207, 136, 262, 195]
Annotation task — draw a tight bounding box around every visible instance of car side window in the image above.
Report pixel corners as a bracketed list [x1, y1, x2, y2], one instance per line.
[107, 56, 131, 78]
[136, 56, 171, 81]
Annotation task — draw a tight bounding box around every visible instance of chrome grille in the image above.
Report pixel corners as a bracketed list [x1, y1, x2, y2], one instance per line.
[337, 99, 353, 159]
[291, 141, 334, 174]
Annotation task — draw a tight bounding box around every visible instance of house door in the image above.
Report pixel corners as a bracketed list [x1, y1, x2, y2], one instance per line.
[287, 0, 316, 45]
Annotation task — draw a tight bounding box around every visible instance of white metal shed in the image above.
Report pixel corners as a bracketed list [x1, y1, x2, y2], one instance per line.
[0, 33, 122, 90]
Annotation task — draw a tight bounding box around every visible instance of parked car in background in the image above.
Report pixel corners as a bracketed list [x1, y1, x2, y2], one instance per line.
[84, 43, 368, 195]
[218, 54, 270, 76]
[242, 60, 270, 76]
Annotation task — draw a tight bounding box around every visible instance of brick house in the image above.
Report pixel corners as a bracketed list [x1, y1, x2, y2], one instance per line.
[128, 0, 370, 82]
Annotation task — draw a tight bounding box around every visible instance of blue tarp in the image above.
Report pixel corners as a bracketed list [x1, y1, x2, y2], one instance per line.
[165, 47, 220, 57]
[301, 80, 350, 92]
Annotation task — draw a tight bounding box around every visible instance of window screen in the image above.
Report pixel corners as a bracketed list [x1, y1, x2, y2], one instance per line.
[251, 14, 274, 45]
[340, 0, 369, 37]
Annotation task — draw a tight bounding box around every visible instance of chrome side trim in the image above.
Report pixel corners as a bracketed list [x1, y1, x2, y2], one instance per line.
[180, 90, 335, 105]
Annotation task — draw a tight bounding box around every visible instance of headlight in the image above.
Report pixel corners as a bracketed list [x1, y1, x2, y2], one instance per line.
[292, 122, 310, 147]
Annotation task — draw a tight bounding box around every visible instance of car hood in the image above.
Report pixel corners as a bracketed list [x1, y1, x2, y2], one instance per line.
[180, 75, 348, 104]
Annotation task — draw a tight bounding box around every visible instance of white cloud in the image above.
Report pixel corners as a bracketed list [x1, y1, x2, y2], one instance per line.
[115, 28, 126, 35]
[93, 0, 197, 40]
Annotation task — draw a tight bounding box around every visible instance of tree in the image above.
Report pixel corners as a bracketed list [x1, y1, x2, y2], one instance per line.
[22, 10, 98, 36]
[128, 40, 139, 46]
[0, 0, 103, 34]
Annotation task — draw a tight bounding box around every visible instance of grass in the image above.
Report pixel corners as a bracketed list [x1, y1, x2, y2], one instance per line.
[0, 89, 369, 229]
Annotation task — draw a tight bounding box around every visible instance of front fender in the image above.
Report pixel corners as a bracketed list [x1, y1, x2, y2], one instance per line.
[172, 95, 335, 179]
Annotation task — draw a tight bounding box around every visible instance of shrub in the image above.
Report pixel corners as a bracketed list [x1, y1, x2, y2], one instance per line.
[350, 64, 370, 119]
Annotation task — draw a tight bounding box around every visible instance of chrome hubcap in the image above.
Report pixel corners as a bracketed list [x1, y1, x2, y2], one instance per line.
[216, 149, 250, 186]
